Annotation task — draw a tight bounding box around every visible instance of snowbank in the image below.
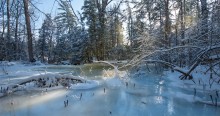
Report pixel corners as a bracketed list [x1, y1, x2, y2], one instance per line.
[164, 66, 220, 106]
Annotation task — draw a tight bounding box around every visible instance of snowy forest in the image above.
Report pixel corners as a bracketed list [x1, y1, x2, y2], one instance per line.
[0, 0, 220, 65]
[0, 0, 220, 116]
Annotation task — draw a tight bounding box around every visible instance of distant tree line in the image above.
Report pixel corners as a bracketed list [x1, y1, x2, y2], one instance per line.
[0, 0, 127, 64]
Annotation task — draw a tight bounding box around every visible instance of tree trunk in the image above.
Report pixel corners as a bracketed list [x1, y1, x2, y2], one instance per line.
[1, 1, 6, 38]
[15, 1, 20, 60]
[41, 31, 45, 63]
[159, 1, 163, 41]
[164, 0, 171, 63]
[23, 0, 35, 62]
[200, 0, 208, 45]
[197, 0, 201, 19]
[1, 0, 6, 60]
[6, 0, 10, 60]
[127, 2, 134, 47]
[164, 0, 170, 48]
[6, 0, 10, 39]
[48, 33, 53, 63]
[180, 0, 185, 45]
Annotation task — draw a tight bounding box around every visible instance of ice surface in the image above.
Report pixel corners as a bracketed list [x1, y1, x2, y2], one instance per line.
[70, 80, 100, 90]
[0, 62, 220, 116]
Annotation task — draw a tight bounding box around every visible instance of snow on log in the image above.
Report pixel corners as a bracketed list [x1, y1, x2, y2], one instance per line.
[0, 74, 85, 97]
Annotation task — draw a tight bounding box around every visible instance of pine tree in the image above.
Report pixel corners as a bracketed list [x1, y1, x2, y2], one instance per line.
[82, 0, 114, 60]
[82, 0, 99, 60]
[37, 14, 54, 63]
[54, 0, 77, 63]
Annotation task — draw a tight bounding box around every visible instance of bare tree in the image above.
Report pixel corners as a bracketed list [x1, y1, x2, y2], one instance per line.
[14, 0, 21, 60]
[6, 0, 10, 41]
[23, 0, 34, 62]
[6, 0, 10, 60]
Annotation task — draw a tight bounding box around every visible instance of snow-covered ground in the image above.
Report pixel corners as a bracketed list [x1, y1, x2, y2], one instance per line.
[0, 61, 220, 116]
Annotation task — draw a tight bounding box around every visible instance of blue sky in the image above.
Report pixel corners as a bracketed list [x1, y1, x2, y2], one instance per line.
[35, 0, 84, 29]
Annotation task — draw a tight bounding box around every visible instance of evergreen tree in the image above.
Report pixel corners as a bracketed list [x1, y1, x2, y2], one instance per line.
[82, 0, 98, 60]
[54, 0, 77, 63]
[37, 14, 54, 63]
[82, 0, 114, 60]
[106, 4, 125, 60]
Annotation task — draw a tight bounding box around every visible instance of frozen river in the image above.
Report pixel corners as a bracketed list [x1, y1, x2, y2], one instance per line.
[0, 64, 219, 116]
